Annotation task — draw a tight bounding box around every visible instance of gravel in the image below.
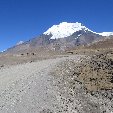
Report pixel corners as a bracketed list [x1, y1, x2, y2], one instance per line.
[0, 55, 84, 113]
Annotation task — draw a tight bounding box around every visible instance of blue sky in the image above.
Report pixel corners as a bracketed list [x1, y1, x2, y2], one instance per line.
[0, 0, 113, 51]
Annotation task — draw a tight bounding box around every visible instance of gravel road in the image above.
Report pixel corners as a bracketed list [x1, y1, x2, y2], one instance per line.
[0, 55, 82, 113]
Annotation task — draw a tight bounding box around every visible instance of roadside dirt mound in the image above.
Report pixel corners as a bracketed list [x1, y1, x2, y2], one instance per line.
[51, 54, 113, 113]
[79, 51, 113, 92]
[53, 52, 113, 92]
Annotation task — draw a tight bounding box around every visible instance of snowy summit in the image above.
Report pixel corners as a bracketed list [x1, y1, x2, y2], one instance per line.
[44, 22, 113, 39]
[44, 22, 92, 39]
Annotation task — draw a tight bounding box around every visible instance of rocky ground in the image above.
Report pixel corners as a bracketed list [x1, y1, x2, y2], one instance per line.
[51, 51, 113, 113]
[0, 51, 113, 113]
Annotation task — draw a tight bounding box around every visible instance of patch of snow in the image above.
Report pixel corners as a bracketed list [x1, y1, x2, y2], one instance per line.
[1, 50, 6, 53]
[16, 41, 24, 45]
[75, 34, 82, 39]
[78, 34, 82, 37]
[98, 32, 113, 36]
[44, 22, 93, 39]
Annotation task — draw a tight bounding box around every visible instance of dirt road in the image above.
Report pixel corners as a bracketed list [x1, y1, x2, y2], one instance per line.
[0, 55, 82, 113]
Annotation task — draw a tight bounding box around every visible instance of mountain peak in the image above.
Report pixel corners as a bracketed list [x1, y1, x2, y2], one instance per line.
[43, 22, 92, 39]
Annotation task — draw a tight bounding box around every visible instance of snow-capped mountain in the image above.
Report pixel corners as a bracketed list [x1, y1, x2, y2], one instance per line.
[44, 22, 93, 39]
[44, 22, 113, 38]
[5, 22, 113, 53]
[98, 32, 113, 36]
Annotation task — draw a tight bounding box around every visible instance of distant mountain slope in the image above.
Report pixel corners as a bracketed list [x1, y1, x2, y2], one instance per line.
[85, 36, 113, 49]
